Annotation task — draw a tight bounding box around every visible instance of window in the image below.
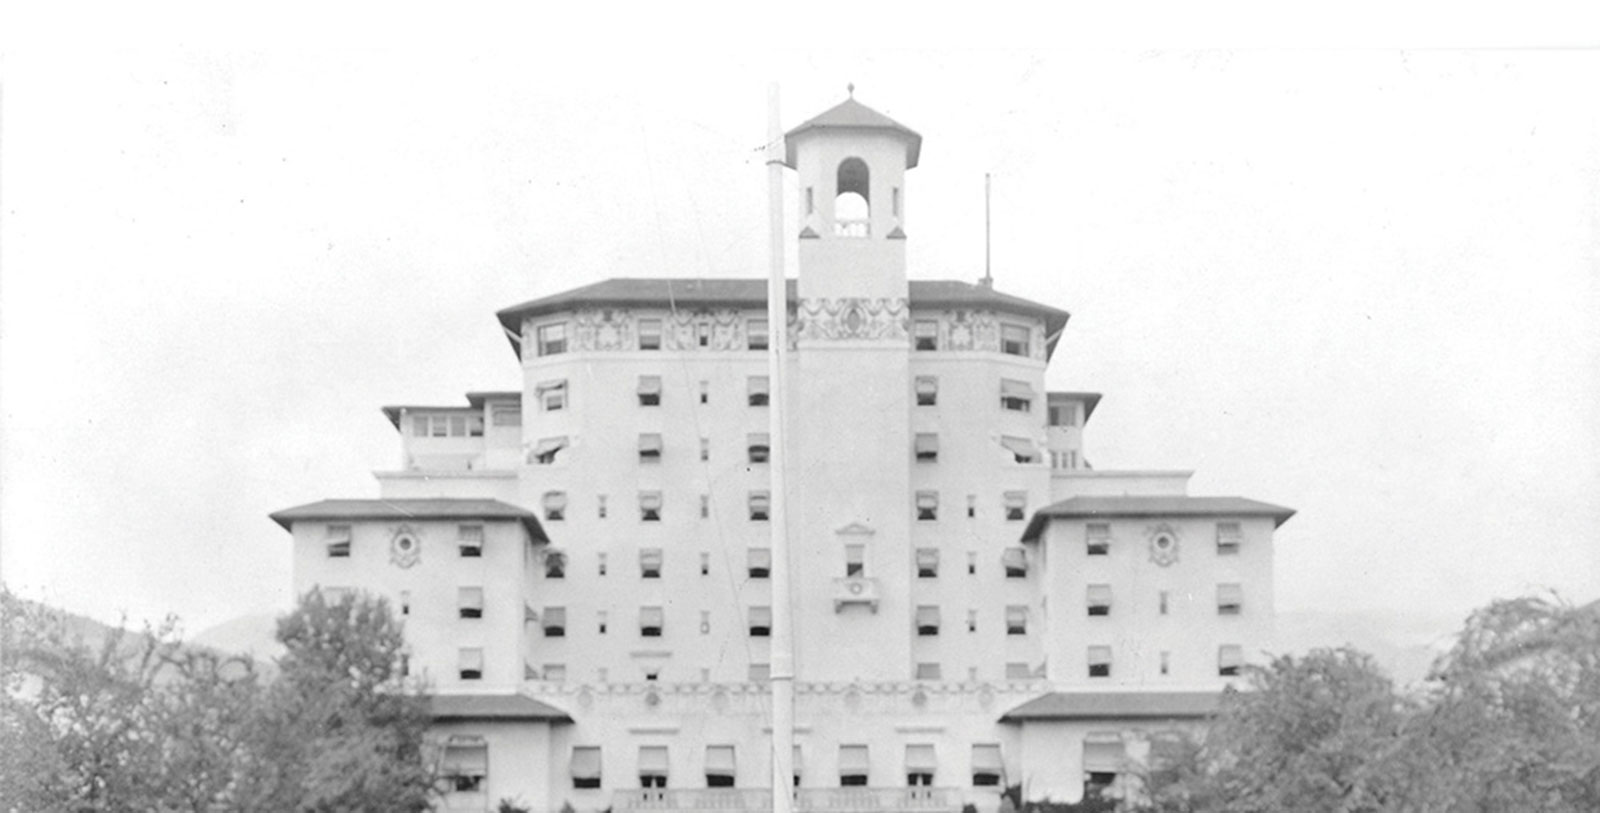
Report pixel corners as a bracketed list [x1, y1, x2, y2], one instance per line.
[1002, 548, 1029, 578]
[1003, 491, 1028, 521]
[748, 491, 771, 522]
[543, 492, 567, 522]
[748, 376, 770, 406]
[914, 375, 938, 406]
[699, 380, 709, 404]
[700, 494, 710, 519]
[748, 319, 769, 351]
[571, 746, 602, 789]
[915, 548, 939, 578]
[967, 495, 976, 518]
[1001, 437, 1038, 465]
[914, 433, 939, 462]
[489, 404, 519, 427]
[1000, 379, 1034, 412]
[637, 375, 662, 406]
[1159, 590, 1170, 615]
[1082, 736, 1124, 797]
[1217, 583, 1244, 616]
[458, 525, 484, 557]
[639, 491, 662, 522]
[597, 611, 608, 635]
[537, 323, 568, 356]
[748, 663, 770, 682]
[532, 436, 568, 465]
[458, 587, 484, 619]
[1005, 606, 1028, 635]
[430, 415, 448, 437]
[1048, 403, 1078, 427]
[640, 549, 663, 579]
[838, 745, 869, 787]
[444, 741, 488, 793]
[399, 590, 410, 616]
[915, 605, 941, 636]
[915, 663, 941, 681]
[971, 745, 1003, 787]
[967, 551, 977, 575]
[1005, 662, 1032, 680]
[538, 379, 567, 411]
[1086, 523, 1111, 556]
[1160, 651, 1171, 676]
[695, 321, 711, 348]
[640, 606, 664, 637]
[805, 187, 814, 214]
[470, 414, 486, 436]
[638, 433, 663, 462]
[325, 525, 351, 558]
[892, 187, 902, 217]
[905, 744, 935, 786]
[638, 745, 669, 789]
[597, 553, 607, 576]
[705, 746, 737, 788]
[542, 607, 566, 637]
[700, 438, 710, 461]
[748, 606, 772, 637]
[748, 548, 771, 578]
[1217, 522, 1242, 555]
[915, 490, 938, 521]
[914, 320, 938, 351]
[597, 496, 607, 519]
[834, 158, 871, 236]
[638, 319, 663, 351]
[543, 664, 567, 682]
[1001, 323, 1030, 356]
[844, 544, 865, 578]
[1219, 645, 1243, 676]
[967, 609, 978, 632]
[1087, 584, 1112, 616]
[747, 433, 770, 463]
[1088, 646, 1112, 678]
[411, 416, 428, 437]
[700, 552, 710, 576]
[458, 648, 484, 680]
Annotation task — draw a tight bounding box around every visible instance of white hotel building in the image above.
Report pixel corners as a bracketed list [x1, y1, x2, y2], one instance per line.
[270, 95, 1294, 812]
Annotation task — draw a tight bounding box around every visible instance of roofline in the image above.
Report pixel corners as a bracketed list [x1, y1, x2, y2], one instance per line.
[268, 500, 548, 543]
[1047, 391, 1104, 423]
[1020, 498, 1297, 542]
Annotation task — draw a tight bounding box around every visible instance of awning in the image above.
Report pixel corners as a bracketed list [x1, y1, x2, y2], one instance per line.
[748, 548, 772, 570]
[748, 376, 770, 395]
[916, 548, 940, 570]
[637, 375, 662, 395]
[536, 379, 566, 394]
[705, 746, 736, 777]
[1219, 645, 1243, 669]
[1005, 606, 1028, 627]
[971, 744, 1003, 773]
[639, 492, 662, 510]
[458, 648, 484, 671]
[749, 492, 771, 512]
[325, 525, 351, 541]
[458, 587, 484, 611]
[543, 491, 567, 511]
[749, 606, 772, 627]
[915, 606, 941, 628]
[1087, 584, 1112, 606]
[524, 603, 538, 623]
[1218, 584, 1244, 606]
[638, 433, 663, 454]
[838, 745, 869, 773]
[444, 743, 488, 775]
[640, 607, 664, 628]
[1088, 646, 1112, 666]
[534, 436, 568, 456]
[640, 549, 663, 570]
[1000, 379, 1035, 399]
[639, 746, 669, 777]
[1001, 437, 1037, 462]
[1082, 737, 1125, 772]
[916, 491, 939, 509]
[905, 744, 936, 772]
[748, 432, 770, 450]
[915, 376, 938, 396]
[542, 607, 566, 627]
[571, 747, 602, 780]
[1001, 548, 1028, 573]
[915, 434, 940, 455]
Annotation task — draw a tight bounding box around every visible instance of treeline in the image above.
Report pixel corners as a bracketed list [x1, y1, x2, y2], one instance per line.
[0, 590, 437, 812]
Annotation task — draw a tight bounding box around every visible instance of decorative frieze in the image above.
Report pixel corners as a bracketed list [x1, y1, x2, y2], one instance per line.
[795, 297, 910, 342]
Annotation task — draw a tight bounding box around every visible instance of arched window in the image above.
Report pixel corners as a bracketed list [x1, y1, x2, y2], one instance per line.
[835, 157, 870, 237]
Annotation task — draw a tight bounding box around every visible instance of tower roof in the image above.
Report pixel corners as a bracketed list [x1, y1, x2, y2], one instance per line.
[785, 97, 922, 169]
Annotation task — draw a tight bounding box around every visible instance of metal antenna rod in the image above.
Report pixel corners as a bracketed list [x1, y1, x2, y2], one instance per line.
[764, 81, 795, 813]
[982, 172, 994, 288]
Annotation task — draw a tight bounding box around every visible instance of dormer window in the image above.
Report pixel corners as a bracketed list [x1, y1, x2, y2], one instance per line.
[834, 157, 871, 238]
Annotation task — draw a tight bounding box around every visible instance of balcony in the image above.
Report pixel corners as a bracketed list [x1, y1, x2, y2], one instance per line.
[832, 577, 881, 612]
[613, 787, 963, 813]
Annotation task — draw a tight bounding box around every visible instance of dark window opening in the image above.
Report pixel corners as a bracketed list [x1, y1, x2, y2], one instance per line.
[707, 774, 734, 788]
[840, 774, 868, 787]
[973, 772, 1001, 787]
[573, 777, 600, 790]
[908, 772, 934, 786]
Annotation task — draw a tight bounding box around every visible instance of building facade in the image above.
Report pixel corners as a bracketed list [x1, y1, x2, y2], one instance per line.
[270, 96, 1294, 813]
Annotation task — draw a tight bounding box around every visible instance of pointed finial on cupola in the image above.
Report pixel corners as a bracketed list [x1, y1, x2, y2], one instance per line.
[847, 82, 855, 99]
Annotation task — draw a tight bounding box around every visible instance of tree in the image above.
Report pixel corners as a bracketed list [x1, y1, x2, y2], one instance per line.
[235, 589, 436, 813]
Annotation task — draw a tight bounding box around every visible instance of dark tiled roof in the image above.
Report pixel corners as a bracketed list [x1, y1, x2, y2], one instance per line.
[495, 278, 1070, 357]
[428, 693, 571, 722]
[268, 499, 547, 542]
[1020, 496, 1297, 542]
[784, 97, 923, 168]
[1047, 391, 1104, 423]
[1000, 691, 1221, 722]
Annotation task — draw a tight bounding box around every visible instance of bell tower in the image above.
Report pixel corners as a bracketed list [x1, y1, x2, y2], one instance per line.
[782, 92, 923, 682]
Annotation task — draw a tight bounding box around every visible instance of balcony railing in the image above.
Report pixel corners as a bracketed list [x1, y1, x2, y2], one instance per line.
[833, 219, 871, 238]
[832, 577, 881, 612]
[613, 787, 962, 813]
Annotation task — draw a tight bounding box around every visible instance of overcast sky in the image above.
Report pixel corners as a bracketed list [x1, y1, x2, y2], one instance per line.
[2, 43, 1597, 637]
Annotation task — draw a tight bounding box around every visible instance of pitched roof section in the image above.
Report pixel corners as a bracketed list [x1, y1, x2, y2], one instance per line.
[495, 278, 1070, 358]
[1020, 495, 1297, 542]
[785, 97, 922, 168]
[268, 499, 547, 542]
[427, 693, 571, 722]
[1000, 691, 1222, 722]
[379, 392, 520, 429]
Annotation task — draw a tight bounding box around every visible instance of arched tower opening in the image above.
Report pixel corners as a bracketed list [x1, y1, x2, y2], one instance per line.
[834, 157, 871, 237]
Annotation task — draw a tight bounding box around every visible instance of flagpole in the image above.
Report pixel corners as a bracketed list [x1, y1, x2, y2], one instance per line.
[765, 82, 796, 813]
